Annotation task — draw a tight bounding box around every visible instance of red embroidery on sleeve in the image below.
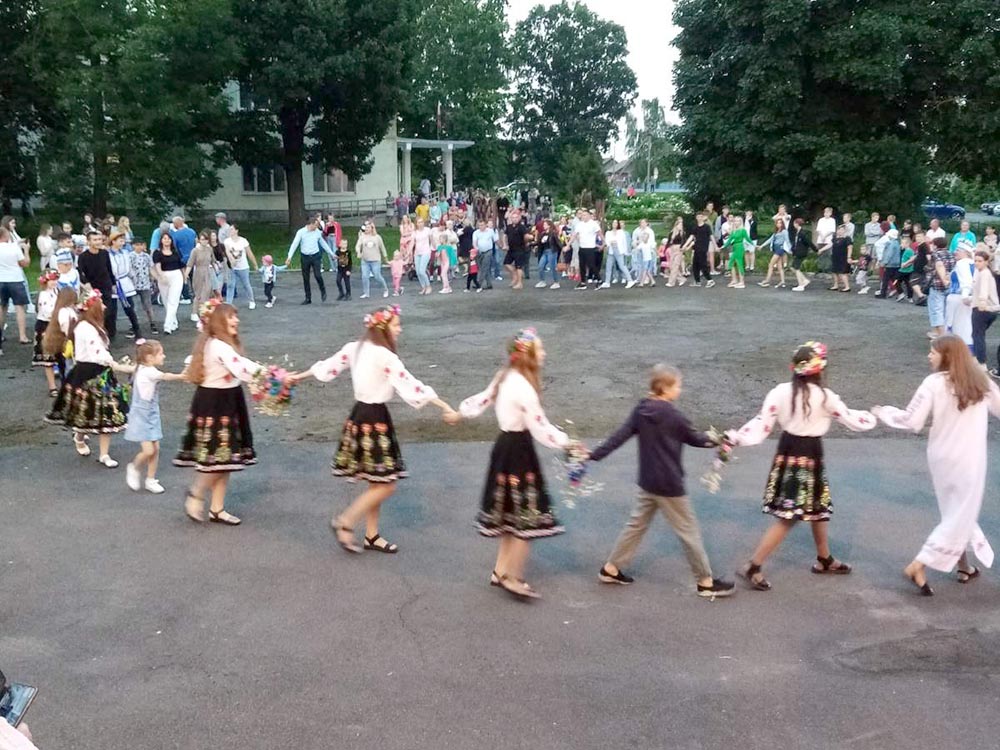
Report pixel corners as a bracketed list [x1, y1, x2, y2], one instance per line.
[232, 357, 239, 363]
[384, 367, 391, 374]
[763, 426, 771, 434]
[535, 415, 543, 423]
[832, 411, 841, 418]
[399, 371, 407, 378]
[769, 405, 778, 414]
[341, 355, 348, 362]
[330, 368, 339, 376]
[415, 386, 423, 393]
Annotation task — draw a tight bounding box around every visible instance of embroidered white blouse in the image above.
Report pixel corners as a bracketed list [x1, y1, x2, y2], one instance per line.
[73, 321, 115, 367]
[199, 338, 262, 389]
[459, 371, 569, 450]
[730, 382, 875, 446]
[58, 306, 77, 336]
[308, 340, 437, 408]
[36, 288, 57, 322]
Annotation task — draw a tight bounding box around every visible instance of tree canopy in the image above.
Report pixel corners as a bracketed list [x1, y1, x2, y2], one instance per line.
[672, 0, 1000, 216]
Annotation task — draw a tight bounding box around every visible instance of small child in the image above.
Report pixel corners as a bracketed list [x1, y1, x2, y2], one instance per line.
[658, 238, 670, 278]
[390, 242, 411, 297]
[587, 365, 735, 598]
[33, 271, 60, 395]
[124, 339, 187, 494]
[854, 246, 872, 295]
[54, 238, 80, 293]
[897, 236, 915, 302]
[130, 240, 157, 333]
[261, 254, 278, 307]
[335, 239, 352, 300]
[466, 248, 481, 292]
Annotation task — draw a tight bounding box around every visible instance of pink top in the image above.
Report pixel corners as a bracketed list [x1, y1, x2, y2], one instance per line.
[413, 228, 433, 256]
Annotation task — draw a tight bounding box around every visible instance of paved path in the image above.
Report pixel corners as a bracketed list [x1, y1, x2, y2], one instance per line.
[3, 437, 1000, 749]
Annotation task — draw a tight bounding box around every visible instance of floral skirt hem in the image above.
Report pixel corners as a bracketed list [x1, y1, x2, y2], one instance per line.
[173, 385, 256, 473]
[45, 362, 128, 434]
[761, 432, 832, 523]
[332, 401, 407, 481]
[477, 430, 561, 539]
[32, 319, 58, 366]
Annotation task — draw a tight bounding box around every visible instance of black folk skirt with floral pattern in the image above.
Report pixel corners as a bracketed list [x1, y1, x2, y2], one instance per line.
[174, 386, 257, 473]
[44, 362, 128, 434]
[32, 318, 58, 367]
[477, 430, 564, 539]
[762, 432, 831, 522]
[332, 401, 408, 483]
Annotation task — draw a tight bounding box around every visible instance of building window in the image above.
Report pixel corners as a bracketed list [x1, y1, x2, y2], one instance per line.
[312, 165, 356, 194]
[242, 165, 286, 193]
[237, 83, 271, 112]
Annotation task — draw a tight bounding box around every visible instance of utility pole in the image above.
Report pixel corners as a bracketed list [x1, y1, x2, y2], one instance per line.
[645, 135, 652, 193]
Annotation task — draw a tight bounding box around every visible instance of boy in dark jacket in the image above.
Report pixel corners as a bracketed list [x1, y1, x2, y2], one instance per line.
[589, 365, 735, 598]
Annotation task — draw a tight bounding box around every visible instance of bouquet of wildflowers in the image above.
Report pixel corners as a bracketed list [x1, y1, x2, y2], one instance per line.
[551, 421, 604, 509]
[249, 364, 295, 416]
[699, 427, 735, 494]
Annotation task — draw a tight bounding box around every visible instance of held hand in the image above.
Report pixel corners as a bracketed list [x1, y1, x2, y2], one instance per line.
[870, 406, 883, 417]
[443, 409, 461, 425]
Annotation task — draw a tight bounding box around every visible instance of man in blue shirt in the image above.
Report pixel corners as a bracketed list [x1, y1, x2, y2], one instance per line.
[169, 216, 198, 304]
[285, 217, 334, 304]
[472, 219, 499, 289]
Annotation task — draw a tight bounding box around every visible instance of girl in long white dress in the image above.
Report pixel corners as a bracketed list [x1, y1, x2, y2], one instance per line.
[874, 335, 1000, 595]
[728, 342, 876, 590]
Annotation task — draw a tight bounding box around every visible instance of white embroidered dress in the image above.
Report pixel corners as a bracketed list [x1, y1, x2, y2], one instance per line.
[877, 373, 1000, 571]
[308, 341, 437, 408]
[459, 371, 568, 450]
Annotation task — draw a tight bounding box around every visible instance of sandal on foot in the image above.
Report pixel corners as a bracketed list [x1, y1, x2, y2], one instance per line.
[330, 519, 361, 554]
[209, 509, 241, 526]
[185, 492, 205, 523]
[500, 575, 540, 600]
[812, 555, 852, 575]
[48, 388, 59, 397]
[905, 569, 934, 596]
[364, 534, 398, 554]
[490, 570, 502, 587]
[957, 566, 980, 584]
[73, 437, 91, 456]
[738, 562, 772, 591]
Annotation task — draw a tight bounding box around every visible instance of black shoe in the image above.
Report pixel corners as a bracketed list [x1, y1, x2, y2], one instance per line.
[150, 325, 159, 335]
[300, 299, 312, 305]
[344, 294, 351, 300]
[124, 332, 136, 339]
[336, 294, 345, 301]
[697, 578, 736, 598]
[321, 292, 328, 302]
[598, 566, 634, 585]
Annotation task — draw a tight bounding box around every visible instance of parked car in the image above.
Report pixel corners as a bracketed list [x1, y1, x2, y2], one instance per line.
[993, 204, 1000, 217]
[980, 201, 998, 214]
[922, 199, 965, 220]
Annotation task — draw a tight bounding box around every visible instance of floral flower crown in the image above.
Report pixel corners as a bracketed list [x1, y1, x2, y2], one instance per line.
[38, 269, 59, 285]
[508, 327, 538, 363]
[364, 305, 401, 331]
[792, 341, 828, 377]
[78, 289, 103, 311]
[199, 298, 222, 326]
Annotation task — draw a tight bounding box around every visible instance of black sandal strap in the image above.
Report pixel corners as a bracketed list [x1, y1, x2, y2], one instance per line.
[816, 554, 834, 568]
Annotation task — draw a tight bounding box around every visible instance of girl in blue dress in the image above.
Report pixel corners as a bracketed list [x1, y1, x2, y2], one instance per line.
[124, 339, 187, 494]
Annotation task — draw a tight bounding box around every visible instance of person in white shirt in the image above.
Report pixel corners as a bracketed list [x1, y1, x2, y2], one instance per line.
[0, 227, 31, 350]
[224, 223, 259, 309]
[945, 245, 975, 346]
[214, 212, 233, 244]
[925, 218, 946, 244]
[600, 219, 636, 288]
[815, 206, 837, 247]
[31, 270, 60, 395]
[174, 301, 266, 526]
[568, 210, 603, 290]
[45, 290, 132, 466]
[726, 342, 876, 591]
[293, 305, 457, 553]
[631, 219, 657, 286]
[456, 328, 577, 600]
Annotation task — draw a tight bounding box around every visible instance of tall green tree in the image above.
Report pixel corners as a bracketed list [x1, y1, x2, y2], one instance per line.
[230, 0, 414, 228]
[0, 0, 52, 211]
[37, 0, 237, 217]
[624, 98, 679, 189]
[400, 0, 511, 190]
[672, 0, 1000, 216]
[511, 1, 637, 186]
[560, 145, 609, 206]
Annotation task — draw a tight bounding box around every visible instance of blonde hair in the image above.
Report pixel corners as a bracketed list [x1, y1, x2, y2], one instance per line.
[649, 364, 681, 395]
[136, 339, 164, 365]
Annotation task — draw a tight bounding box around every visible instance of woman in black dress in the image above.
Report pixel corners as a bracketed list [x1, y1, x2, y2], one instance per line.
[826, 225, 853, 292]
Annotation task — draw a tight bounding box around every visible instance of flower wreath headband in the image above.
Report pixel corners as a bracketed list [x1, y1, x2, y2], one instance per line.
[508, 327, 538, 363]
[78, 288, 103, 312]
[364, 304, 401, 331]
[792, 340, 828, 377]
[38, 269, 59, 285]
[198, 298, 222, 328]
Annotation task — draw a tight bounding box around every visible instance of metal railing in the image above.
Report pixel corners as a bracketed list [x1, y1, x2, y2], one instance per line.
[305, 191, 441, 221]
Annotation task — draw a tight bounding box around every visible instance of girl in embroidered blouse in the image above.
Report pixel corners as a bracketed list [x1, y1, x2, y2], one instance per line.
[727, 342, 875, 591]
[291, 305, 458, 554]
[32, 270, 60, 396]
[454, 328, 574, 600]
[174, 301, 265, 526]
[873, 335, 1000, 596]
[45, 289, 133, 467]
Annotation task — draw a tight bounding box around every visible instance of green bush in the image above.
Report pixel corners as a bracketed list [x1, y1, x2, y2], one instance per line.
[605, 193, 692, 222]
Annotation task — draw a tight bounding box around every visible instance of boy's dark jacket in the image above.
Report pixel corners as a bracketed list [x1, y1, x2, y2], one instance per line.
[589, 398, 715, 497]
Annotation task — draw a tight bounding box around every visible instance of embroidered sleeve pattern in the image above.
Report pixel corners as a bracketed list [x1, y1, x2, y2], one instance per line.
[826, 391, 877, 432]
[309, 343, 355, 383]
[387, 352, 438, 409]
[459, 376, 500, 419]
[731, 387, 781, 447]
[522, 386, 569, 450]
[878, 383, 933, 432]
[216, 341, 262, 383]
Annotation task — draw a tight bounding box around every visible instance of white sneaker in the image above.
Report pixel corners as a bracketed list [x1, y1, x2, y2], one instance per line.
[248, 301, 256, 310]
[535, 281, 547, 288]
[359, 294, 370, 299]
[734, 283, 745, 289]
[858, 287, 869, 295]
[792, 285, 806, 292]
[706, 280, 716, 288]
[463, 289, 470, 293]
[392, 291, 400, 297]
[678, 279, 686, 287]
[758, 281, 770, 287]
[626, 280, 637, 289]
[99, 454, 119, 468]
[126, 462, 141, 491]
[383, 291, 389, 298]
[27, 303, 36, 314]
[265, 301, 273, 308]
[439, 288, 453, 294]
[549, 283, 560, 289]
[272, 296, 277, 305]
[179, 299, 192, 305]
[599, 282, 611, 289]
[144, 477, 165, 494]
[190, 313, 199, 322]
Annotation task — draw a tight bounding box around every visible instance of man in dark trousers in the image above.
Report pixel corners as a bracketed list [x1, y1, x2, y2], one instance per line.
[77, 231, 118, 336]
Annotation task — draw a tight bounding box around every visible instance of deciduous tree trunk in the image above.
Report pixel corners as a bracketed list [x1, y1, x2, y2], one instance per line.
[280, 104, 309, 230]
